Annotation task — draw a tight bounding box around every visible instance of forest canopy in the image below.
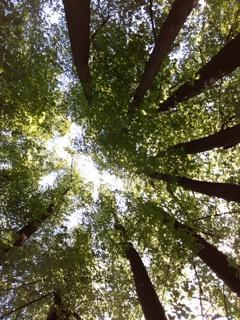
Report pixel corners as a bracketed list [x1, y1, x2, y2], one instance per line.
[1, 0, 240, 319]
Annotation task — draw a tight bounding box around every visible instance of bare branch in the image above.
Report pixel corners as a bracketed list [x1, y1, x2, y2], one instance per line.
[0, 292, 52, 319]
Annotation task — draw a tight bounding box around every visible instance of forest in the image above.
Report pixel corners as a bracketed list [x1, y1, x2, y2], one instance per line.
[1, 0, 240, 319]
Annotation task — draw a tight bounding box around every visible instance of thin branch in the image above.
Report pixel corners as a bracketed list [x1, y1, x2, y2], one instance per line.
[226, 8, 240, 43]
[91, 15, 111, 42]
[149, 0, 156, 41]
[192, 211, 238, 223]
[222, 284, 230, 320]
[0, 292, 52, 319]
[192, 260, 204, 320]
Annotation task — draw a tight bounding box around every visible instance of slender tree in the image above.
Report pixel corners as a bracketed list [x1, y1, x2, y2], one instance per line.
[62, 0, 92, 103]
[146, 172, 240, 202]
[169, 124, 240, 154]
[160, 210, 240, 297]
[128, 0, 197, 115]
[157, 33, 240, 112]
[125, 242, 168, 320]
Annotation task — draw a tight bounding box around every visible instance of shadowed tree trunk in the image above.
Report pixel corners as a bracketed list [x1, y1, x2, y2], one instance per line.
[62, 0, 92, 103]
[160, 212, 240, 297]
[147, 172, 240, 202]
[170, 124, 240, 154]
[47, 290, 70, 320]
[0, 188, 69, 263]
[128, 0, 197, 115]
[47, 290, 82, 320]
[157, 33, 240, 112]
[125, 242, 167, 320]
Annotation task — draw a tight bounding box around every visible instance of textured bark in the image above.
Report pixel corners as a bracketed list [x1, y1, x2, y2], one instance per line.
[158, 33, 240, 112]
[171, 218, 240, 297]
[62, 0, 92, 102]
[171, 124, 240, 154]
[125, 243, 167, 320]
[128, 0, 197, 115]
[148, 172, 240, 202]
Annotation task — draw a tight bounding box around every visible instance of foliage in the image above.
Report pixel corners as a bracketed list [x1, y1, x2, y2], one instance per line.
[1, 0, 240, 319]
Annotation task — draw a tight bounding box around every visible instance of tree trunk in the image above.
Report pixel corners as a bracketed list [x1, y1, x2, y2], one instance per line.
[170, 217, 240, 297]
[125, 243, 167, 320]
[128, 0, 197, 115]
[62, 0, 92, 103]
[170, 124, 240, 154]
[158, 33, 240, 112]
[47, 290, 81, 320]
[147, 172, 240, 202]
[0, 189, 69, 262]
[47, 290, 71, 320]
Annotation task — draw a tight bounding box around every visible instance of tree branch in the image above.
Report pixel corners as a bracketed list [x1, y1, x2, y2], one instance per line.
[0, 292, 52, 319]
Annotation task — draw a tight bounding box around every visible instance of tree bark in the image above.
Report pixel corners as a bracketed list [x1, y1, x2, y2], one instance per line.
[169, 217, 240, 297]
[62, 0, 92, 103]
[147, 172, 240, 202]
[125, 243, 167, 320]
[128, 0, 197, 115]
[170, 124, 240, 154]
[157, 33, 240, 112]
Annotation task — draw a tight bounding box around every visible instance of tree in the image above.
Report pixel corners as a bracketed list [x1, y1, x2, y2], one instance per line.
[2, 0, 240, 319]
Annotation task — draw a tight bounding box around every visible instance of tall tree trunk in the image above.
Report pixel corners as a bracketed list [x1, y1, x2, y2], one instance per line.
[170, 124, 240, 154]
[62, 0, 92, 103]
[125, 242, 167, 320]
[128, 0, 197, 115]
[164, 215, 240, 297]
[157, 33, 240, 112]
[147, 172, 240, 202]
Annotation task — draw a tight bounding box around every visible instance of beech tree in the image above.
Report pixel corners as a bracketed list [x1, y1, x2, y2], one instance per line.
[1, 0, 240, 319]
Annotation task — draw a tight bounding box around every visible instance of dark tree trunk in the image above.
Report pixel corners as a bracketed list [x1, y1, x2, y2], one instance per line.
[171, 218, 240, 297]
[128, 0, 196, 115]
[125, 243, 167, 320]
[170, 124, 240, 154]
[47, 290, 72, 320]
[158, 33, 240, 112]
[148, 172, 240, 202]
[62, 0, 92, 103]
